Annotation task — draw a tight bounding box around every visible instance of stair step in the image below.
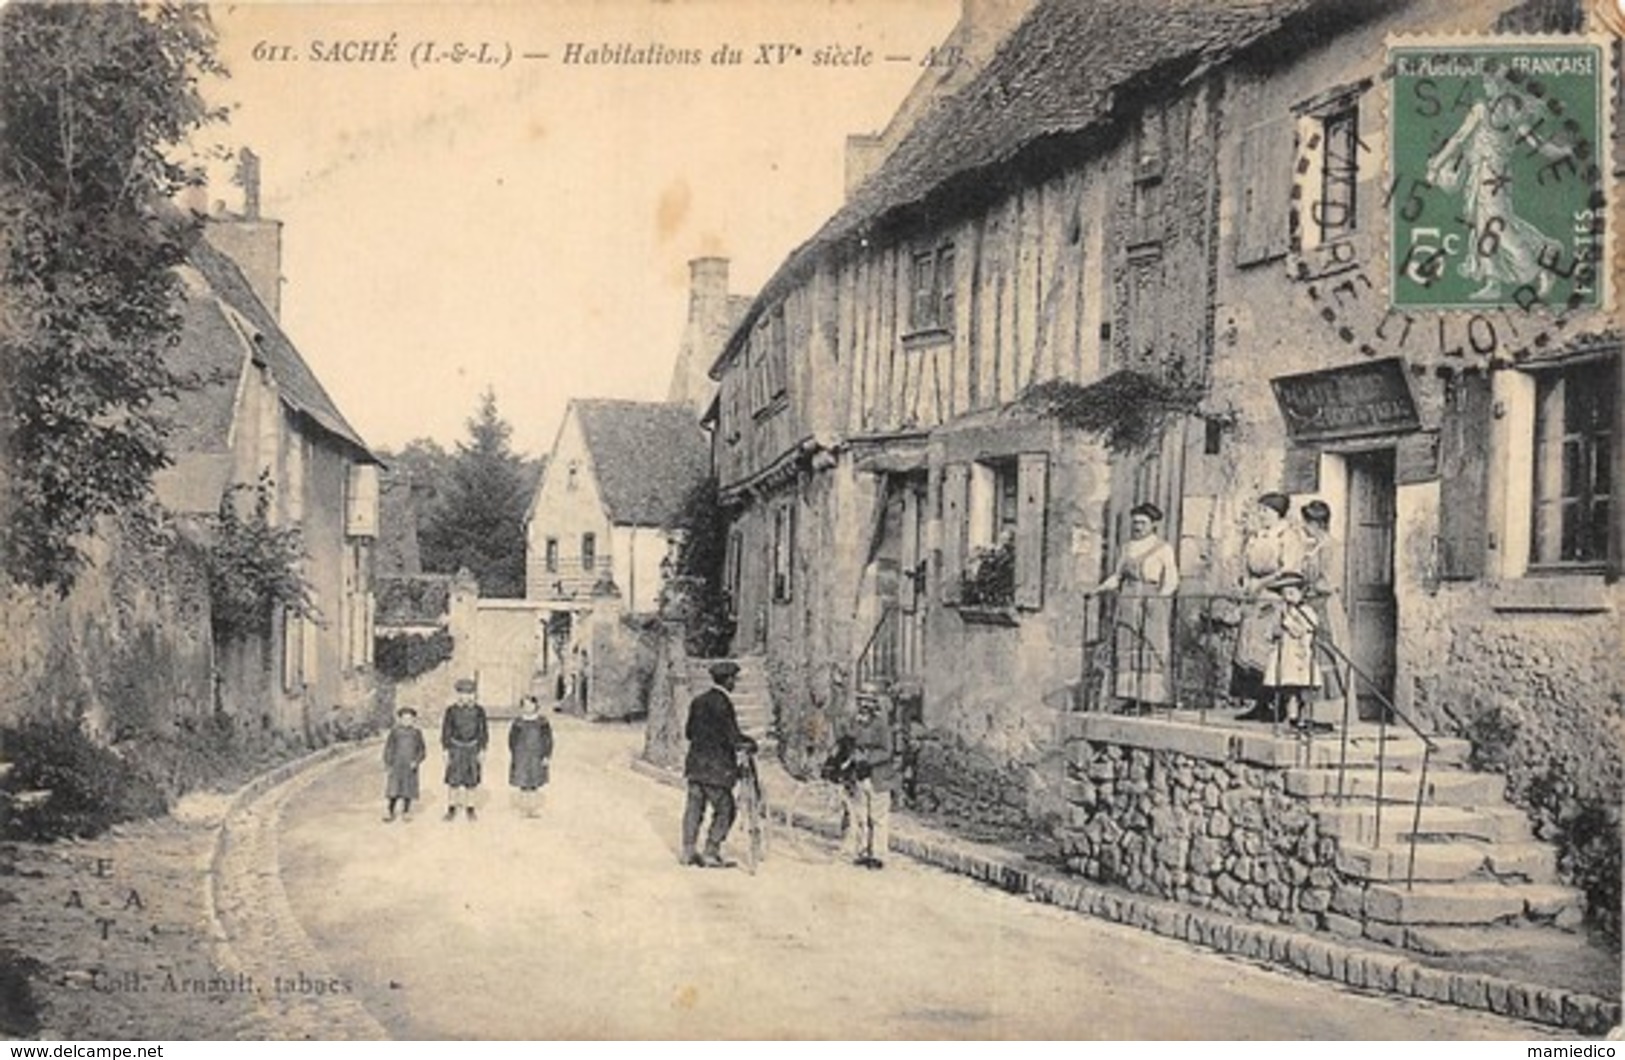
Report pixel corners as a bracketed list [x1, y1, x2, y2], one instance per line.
[1335, 841, 1489, 883]
[1286, 768, 1505, 805]
[1316, 804, 1532, 845]
[1296, 742, 1470, 773]
[1484, 842, 1559, 882]
[1362, 881, 1569, 926]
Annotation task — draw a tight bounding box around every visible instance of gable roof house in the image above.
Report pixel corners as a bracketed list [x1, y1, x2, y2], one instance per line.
[153, 171, 382, 738]
[525, 398, 709, 617]
[708, 0, 1620, 955]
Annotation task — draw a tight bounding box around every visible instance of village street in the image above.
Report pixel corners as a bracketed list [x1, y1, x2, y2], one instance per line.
[263, 715, 1556, 1040]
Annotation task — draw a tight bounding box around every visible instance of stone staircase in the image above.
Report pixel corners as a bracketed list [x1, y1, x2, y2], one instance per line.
[688, 655, 773, 748]
[1288, 729, 1586, 954]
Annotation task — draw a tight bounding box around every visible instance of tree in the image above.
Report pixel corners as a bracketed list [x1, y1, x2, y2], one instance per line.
[0, 3, 226, 593]
[417, 390, 534, 598]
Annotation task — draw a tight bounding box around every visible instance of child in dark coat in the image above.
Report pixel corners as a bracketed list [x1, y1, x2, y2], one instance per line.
[508, 695, 554, 818]
[383, 706, 427, 822]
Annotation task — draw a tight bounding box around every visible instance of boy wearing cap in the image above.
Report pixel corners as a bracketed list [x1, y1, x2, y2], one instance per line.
[840, 698, 897, 869]
[382, 705, 426, 822]
[680, 660, 756, 867]
[442, 677, 489, 821]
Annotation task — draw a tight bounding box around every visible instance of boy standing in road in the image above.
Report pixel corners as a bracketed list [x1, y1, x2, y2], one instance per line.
[442, 677, 489, 821]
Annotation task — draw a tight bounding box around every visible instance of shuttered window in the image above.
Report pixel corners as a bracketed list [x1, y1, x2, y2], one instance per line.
[941, 453, 1049, 611]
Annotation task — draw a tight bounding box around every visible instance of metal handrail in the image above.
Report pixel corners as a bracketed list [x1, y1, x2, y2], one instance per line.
[1297, 616, 1435, 891]
[856, 603, 899, 691]
[1078, 589, 1438, 891]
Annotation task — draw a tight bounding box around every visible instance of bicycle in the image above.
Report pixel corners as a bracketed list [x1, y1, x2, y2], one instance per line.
[774, 776, 849, 861]
[734, 745, 770, 874]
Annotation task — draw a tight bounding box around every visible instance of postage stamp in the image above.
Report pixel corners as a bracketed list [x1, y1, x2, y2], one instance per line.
[1388, 37, 1610, 313]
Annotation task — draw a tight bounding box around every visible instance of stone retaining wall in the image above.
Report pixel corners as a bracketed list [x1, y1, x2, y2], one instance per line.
[1059, 741, 1335, 929]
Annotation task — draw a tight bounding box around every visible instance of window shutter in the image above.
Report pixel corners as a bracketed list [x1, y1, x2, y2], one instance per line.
[302, 593, 320, 687]
[1015, 453, 1049, 610]
[900, 487, 920, 613]
[1438, 371, 1493, 580]
[281, 608, 301, 693]
[1235, 116, 1292, 266]
[940, 463, 969, 604]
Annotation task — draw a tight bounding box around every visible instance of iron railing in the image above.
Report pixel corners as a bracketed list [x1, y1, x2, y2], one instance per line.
[856, 603, 900, 692]
[1078, 590, 1439, 890]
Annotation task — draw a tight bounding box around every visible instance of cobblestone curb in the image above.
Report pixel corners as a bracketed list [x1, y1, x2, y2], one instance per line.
[201, 739, 389, 1040]
[630, 754, 1619, 1036]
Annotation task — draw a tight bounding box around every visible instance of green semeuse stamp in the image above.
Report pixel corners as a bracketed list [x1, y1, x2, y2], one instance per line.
[1389, 40, 1607, 311]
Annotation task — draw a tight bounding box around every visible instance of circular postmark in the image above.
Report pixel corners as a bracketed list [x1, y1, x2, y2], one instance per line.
[1284, 35, 1612, 370]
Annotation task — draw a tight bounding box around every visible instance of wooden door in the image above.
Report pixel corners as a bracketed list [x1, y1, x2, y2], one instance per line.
[897, 475, 928, 682]
[1345, 450, 1397, 720]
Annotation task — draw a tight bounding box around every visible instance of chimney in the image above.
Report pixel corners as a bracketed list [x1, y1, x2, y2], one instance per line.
[845, 134, 886, 201]
[667, 257, 732, 415]
[960, 0, 1037, 66]
[203, 148, 283, 319]
[238, 147, 262, 220]
[688, 257, 729, 329]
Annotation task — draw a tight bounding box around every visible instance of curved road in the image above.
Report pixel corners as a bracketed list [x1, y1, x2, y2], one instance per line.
[275, 715, 1558, 1039]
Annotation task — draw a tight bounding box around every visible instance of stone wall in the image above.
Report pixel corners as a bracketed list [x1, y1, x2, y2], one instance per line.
[1060, 741, 1336, 930]
[640, 620, 691, 771]
[0, 520, 213, 742]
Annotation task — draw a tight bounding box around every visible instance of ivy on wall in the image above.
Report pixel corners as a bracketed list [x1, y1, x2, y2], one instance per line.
[203, 476, 312, 642]
[373, 627, 454, 683]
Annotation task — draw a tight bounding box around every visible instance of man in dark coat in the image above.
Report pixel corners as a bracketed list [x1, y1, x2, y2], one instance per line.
[680, 660, 756, 867]
[441, 677, 489, 822]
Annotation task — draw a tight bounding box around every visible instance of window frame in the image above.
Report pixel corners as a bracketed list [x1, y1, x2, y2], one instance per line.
[1528, 357, 1614, 571]
[771, 502, 795, 604]
[908, 242, 956, 336]
[544, 536, 559, 574]
[1291, 83, 1368, 253]
[581, 532, 597, 572]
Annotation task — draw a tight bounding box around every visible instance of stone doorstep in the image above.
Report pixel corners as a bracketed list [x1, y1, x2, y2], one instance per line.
[1362, 881, 1585, 926]
[1063, 715, 1473, 772]
[1285, 768, 1506, 806]
[1315, 804, 1534, 845]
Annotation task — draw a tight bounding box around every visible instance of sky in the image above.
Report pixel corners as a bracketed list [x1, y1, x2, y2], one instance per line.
[200, 0, 961, 459]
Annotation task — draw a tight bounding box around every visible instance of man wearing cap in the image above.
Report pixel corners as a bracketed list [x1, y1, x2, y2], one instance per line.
[680, 660, 756, 867]
[442, 677, 489, 821]
[840, 697, 898, 869]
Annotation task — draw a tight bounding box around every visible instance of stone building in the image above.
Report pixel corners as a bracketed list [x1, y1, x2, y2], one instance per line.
[709, 0, 1619, 943]
[154, 169, 383, 737]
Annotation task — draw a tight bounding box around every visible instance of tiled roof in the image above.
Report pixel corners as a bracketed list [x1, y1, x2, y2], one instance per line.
[573, 399, 709, 527]
[186, 236, 377, 460]
[716, 0, 1355, 373]
[162, 265, 246, 455]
